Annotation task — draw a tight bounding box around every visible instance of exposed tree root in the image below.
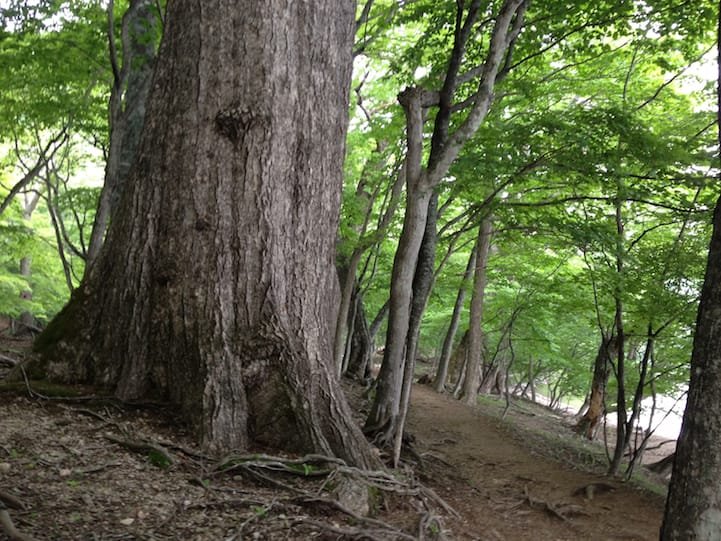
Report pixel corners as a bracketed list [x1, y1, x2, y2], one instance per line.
[103, 433, 175, 466]
[572, 482, 617, 500]
[0, 353, 19, 367]
[0, 499, 37, 541]
[513, 487, 588, 521]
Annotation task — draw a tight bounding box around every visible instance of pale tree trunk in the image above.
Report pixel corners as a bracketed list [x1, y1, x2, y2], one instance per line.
[17, 193, 41, 332]
[404, 192, 439, 373]
[391, 193, 439, 464]
[461, 217, 493, 405]
[451, 330, 470, 398]
[435, 245, 477, 392]
[661, 12, 721, 536]
[33, 0, 378, 469]
[365, 0, 528, 446]
[86, 0, 159, 268]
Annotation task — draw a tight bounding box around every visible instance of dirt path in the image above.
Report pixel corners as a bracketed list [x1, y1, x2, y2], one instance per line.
[406, 384, 666, 540]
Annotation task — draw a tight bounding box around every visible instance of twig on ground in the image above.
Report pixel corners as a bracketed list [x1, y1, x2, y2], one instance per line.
[76, 462, 124, 475]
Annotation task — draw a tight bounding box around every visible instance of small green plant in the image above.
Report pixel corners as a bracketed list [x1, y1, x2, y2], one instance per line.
[251, 505, 267, 519]
[147, 449, 172, 468]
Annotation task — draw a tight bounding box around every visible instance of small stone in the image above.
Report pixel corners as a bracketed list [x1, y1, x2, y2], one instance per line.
[137, 510, 148, 519]
[59, 468, 72, 477]
[120, 518, 135, 526]
[0, 463, 11, 473]
[332, 476, 370, 517]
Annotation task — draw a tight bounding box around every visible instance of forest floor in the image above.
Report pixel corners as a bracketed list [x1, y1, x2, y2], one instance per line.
[0, 335, 673, 540]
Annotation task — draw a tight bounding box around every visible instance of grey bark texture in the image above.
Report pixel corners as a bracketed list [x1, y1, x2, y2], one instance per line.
[461, 217, 493, 405]
[434, 244, 477, 392]
[574, 333, 616, 439]
[86, 0, 159, 268]
[33, 0, 379, 469]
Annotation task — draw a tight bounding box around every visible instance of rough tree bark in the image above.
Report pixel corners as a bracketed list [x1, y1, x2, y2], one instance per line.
[661, 9, 721, 535]
[661, 197, 721, 538]
[461, 217, 493, 405]
[574, 332, 617, 439]
[86, 0, 159, 268]
[32, 0, 379, 469]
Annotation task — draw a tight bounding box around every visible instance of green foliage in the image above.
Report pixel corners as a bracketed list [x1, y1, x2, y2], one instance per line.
[0, 0, 715, 414]
[0, 182, 72, 321]
[346, 0, 716, 407]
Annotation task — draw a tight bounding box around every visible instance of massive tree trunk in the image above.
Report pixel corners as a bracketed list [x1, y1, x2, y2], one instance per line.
[661, 13, 721, 535]
[461, 217, 493, 405]
[32, 0, 378, 469]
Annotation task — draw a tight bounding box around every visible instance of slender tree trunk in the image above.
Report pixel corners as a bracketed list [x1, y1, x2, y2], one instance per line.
[461, 217, 493, 405]
[33, 0, 378, 469]
[364, 182, 432, 440]
[86, 0, 159, 268]
[365, 0, 528, 447]
[528, 358, 536, 402]
[17, 193, 41, 331]
[335, 250, 366, 375]
[451, 331, 470, 398]
[391, 192, 439, 462]
[369, 300, 389, 342]
[435, 245, 477, 392]
[345, 289, 373, 382]
[661, 11, 721, 535]
[609, 188, 627, 475]
[404, 192, 439, 377]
